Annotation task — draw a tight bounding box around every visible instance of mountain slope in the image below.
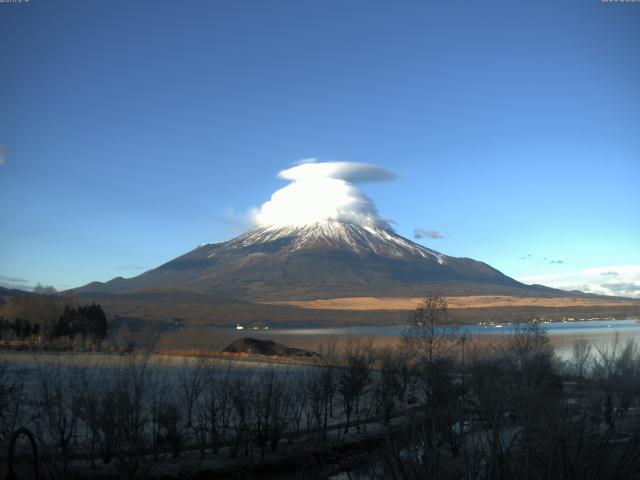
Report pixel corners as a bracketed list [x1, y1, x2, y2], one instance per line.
[75, 220, 554, 300]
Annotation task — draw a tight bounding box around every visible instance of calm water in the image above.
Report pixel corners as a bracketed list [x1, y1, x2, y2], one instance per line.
[240, 319, 639, 337]
[162, 319, 640, 360]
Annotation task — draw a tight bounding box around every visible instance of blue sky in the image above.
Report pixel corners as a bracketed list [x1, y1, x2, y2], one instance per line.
[1, 0, 638, 296]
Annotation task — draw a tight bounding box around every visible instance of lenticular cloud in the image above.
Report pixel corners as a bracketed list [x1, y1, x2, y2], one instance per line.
[252, 161, 396, 228]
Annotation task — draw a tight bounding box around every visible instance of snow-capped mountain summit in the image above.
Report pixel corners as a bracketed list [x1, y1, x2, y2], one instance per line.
[76, 219, 540, 300]
[234, 220, 445, 262]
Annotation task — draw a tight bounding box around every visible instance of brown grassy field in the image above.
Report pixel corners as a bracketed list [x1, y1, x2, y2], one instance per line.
[260, 295, 640, 311]
[47, 290, 640, 328]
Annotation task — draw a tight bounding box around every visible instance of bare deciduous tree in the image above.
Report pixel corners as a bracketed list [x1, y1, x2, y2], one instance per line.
[31, 359, 83, 479]
[339, 343, 370, 434]
[405, 294, 457, 363]
[571, 338, 593, 380]
[0, 360, 24, 450]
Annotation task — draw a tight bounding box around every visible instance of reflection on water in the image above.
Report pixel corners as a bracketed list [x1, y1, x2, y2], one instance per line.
[160, 319, 640, 360]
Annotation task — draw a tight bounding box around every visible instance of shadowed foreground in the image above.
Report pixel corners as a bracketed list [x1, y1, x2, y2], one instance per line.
[3, 298, 640, 479]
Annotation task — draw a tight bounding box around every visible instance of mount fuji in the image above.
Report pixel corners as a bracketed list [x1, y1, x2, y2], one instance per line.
[70, 220, 640, 326]
[70, 157, 640, 325]
[76, 220, 553, 300]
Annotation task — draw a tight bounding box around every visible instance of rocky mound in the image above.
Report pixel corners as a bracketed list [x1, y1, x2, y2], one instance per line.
[223, 337, 319, 358]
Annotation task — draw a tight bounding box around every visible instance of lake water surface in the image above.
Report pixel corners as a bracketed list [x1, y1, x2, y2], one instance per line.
[163, 319, 640, 360]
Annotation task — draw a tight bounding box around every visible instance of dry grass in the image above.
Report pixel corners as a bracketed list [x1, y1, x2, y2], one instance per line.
[260, 295, 640, 311]
[156, 349, 316, 366]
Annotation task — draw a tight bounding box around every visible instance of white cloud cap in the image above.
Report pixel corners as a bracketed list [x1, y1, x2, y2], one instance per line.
[252, 161, 396, 228]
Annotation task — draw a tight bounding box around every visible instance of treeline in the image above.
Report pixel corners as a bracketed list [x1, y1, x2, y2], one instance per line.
[51, 304, 108, 340]
[0, 302, 108, 344]
[0, 317, 40, 339]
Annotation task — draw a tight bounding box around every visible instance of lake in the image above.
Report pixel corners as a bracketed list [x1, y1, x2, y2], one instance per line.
[159, 319, 640, 360]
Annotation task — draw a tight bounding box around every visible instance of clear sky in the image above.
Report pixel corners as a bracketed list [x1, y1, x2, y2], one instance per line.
[1, 0, 638, 296]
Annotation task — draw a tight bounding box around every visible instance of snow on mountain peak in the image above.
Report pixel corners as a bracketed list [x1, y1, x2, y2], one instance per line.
[237, 219, 446, 262]
[209, 161, 446, 262]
